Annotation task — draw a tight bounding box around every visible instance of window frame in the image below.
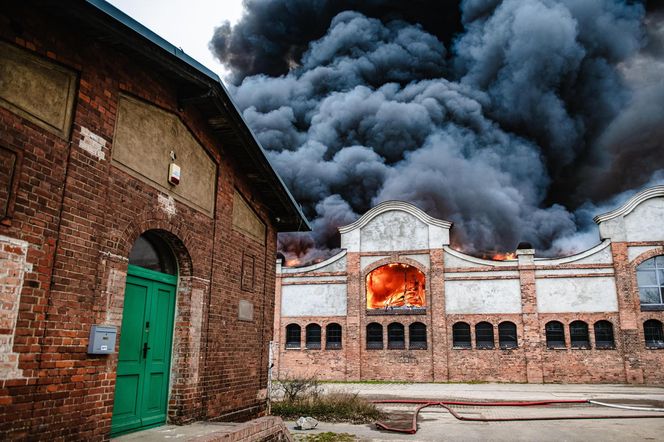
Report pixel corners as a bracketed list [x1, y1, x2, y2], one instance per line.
[387, 322, 405, 349]
[569, 320, 591, 349]
[452, 322, 471, 349]
[326, 323, 342, 350]
[305, 323, 322, 349]
[366, 322, 383, 350]
[475, 322, 495, 349]
[644, 319, 664, 349]
[285, 324, 301, 349]
[409, 322, 427, 350]
[593, 320, 615, 349]
[498, 321, 518, 349]
[545, 321, 566, 349]
[636, 256, 664, 309]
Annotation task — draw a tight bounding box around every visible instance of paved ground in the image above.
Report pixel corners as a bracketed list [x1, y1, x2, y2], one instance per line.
[289, 383, 664, 441]
[115, 383, 664, 441]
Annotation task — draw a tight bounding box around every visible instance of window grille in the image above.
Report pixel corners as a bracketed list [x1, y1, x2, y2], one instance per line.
[644, 319, 664, 348]
[498, 322, 518, 349]
[545, 321, 565, 348]
[387, 323, 405, 349]
[305, 324, 321, 349]
[569, 321, 590, 348]
[475, 322, 495, 349]
[366, 323, 383, 349]
[285, 324, 301, 349]
[452, 322, 471, 348]
[409, 322, 427, 349]
[593, 321, 615, 349]
[326, 323, 342, 349]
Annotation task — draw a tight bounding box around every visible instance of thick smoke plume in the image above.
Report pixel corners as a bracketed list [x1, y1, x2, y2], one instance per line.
[211, 0, 664, 265]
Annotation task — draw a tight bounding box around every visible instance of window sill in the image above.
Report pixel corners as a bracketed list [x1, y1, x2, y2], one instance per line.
[305, 346, 322, 350]
[452, 346, 472, 350]
[595, 345, 616, 350]
[640, 304, 664, 311]
[409, 347, 428, 350]
[500, 346, 518, 350]
[645, 345, 664, 350]
[476, 346, 495, 350]
[546, 346, 567, 350]
[326, 346, 343, 350]
[285, 346, 301, 350]
[570, 346, 591, 350]
[366, 347, 384, 350]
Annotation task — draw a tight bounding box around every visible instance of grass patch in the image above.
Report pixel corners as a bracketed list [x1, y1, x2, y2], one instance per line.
[272, 392, 384, 424]
[293, 432, 356, 442]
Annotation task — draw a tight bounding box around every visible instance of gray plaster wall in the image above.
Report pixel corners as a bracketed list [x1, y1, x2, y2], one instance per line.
[360, 211, 428, 252]
[445, 279, 522, 314]
[536, 277, 618, 312]
[281, 284, 347, 316]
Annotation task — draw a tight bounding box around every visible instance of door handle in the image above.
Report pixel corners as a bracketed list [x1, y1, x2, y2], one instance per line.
[143, 342, 150, 358]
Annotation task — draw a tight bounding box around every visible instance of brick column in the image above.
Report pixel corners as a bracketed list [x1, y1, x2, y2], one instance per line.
[345, 252, 361, 380]
[610, 242, 643, 383]
[273, 259, 283, 378]
[430, 248, 449, 381]
[517, 248, 543, 383]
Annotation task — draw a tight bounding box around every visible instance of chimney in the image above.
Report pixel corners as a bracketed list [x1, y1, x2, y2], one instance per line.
[515, 241, 535, 265]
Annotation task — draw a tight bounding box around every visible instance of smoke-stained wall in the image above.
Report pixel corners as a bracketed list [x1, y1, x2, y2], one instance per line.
[211, 0, 664, 265]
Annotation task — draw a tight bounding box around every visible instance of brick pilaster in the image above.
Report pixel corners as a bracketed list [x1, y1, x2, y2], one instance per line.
[517, 249, 543, 383]
[610, 242, 643, 383]
[430, 248, 449, 381]
[345, 252, 361, 380]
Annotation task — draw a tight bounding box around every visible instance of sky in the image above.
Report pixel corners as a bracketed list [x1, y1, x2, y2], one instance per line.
[107, 0, 244, 80]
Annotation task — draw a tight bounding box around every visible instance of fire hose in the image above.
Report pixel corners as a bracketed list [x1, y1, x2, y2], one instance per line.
[372, 399, 664, 434]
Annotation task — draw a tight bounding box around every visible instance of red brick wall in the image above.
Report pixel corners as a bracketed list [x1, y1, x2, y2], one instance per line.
[1, 4, 278, 440]
[275, 243, 664, 386]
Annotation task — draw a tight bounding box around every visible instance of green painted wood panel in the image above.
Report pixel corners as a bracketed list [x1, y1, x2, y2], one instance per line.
[111, 268, 176, 436]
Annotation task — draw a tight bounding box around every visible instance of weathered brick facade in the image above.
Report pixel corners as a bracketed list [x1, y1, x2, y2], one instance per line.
[275, 197, 664, 385]
[0, 2, 307, 440]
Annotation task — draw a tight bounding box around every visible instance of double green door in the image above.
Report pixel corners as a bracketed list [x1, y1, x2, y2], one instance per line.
[111, 265, 177, 436]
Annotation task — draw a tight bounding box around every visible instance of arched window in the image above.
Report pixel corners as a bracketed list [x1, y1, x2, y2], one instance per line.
[569, 321, 590, 348]
[326, 323, 342, 349]
[305, 324, 321, 349]
[644, 319, 664, 348]
[285, 324, 301, 349]
[128, 231, 177, 275]
[409, 322, 427, 350]
[366, 323, 383, 349]
[636, 256, 664, 307]
[594, 321, 615, 349]
[475, 322, 494, 349]
[452, 322, 471, 348]
[545, 321, 565, 349]
[388, 323, 405, 349]
[498, 322, 518, 349]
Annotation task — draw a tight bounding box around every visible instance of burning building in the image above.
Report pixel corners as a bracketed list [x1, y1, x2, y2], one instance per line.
[274, 188, 664, 384]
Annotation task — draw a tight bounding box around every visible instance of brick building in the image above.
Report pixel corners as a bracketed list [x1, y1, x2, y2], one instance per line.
[274, 187, 664, 384]
[0, 1, 308, 439]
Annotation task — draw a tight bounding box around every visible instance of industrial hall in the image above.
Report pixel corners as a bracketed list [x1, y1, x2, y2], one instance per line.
[0, 0, 309, 439]
[274, 186, 664, 385]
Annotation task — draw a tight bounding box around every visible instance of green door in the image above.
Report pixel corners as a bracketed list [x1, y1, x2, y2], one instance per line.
[111, 265, 177, 436]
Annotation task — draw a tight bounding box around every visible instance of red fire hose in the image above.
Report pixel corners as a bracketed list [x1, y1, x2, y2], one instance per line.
[372, 399, 664, 434]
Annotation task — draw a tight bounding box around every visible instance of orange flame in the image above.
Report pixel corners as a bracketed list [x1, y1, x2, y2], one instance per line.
[366, 263, 426, 309]
[492, 252, 517, 261]
[285, 258, 301, 267]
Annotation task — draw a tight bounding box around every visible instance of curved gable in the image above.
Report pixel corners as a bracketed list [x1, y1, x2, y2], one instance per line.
[339, 201, 452, 252]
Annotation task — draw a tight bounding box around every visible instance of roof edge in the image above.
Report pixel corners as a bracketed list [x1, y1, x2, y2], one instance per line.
[339, 200, 452, 234]
[593, 185, 664, 224]
[84, 0, 310, 231]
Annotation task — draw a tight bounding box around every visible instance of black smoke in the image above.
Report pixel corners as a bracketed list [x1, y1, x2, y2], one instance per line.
[211, 0, 664, 264]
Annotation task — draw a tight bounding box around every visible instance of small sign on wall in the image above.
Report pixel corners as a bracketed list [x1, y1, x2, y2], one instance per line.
[239, 299, 254, 322]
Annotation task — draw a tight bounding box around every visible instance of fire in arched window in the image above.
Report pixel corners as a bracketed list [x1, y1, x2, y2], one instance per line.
[366, 263, 426, 310]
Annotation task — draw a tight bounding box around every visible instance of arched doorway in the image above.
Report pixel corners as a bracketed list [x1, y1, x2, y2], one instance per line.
[111, 231, 178, 435]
